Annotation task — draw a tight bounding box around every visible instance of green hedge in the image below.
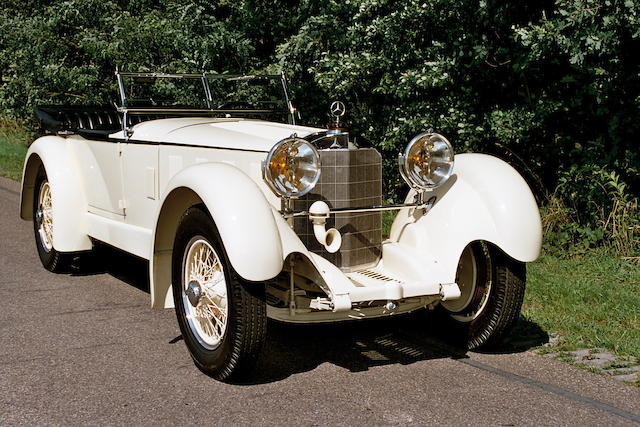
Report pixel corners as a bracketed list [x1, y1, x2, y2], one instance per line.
[1, 0, 638, 254]
[0, 0, 254, 113]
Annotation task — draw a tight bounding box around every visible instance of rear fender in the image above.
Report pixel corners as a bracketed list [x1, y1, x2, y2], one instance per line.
[388, 153, 542, 284]
[20, 136, 92, 252]
[150, 162, 283, 308]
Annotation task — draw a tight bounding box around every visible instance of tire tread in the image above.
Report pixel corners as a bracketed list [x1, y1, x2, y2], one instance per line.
[442, 243, 526, 350]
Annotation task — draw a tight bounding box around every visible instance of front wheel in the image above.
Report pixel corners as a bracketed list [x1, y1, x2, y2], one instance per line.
[438, 242, 526, 350]
[172, 207, 266, 381]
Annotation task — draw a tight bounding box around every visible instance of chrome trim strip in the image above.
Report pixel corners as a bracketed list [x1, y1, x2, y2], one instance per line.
[102, 137, 268, 153]
[116, 107, 282, 114]
[282, 199, 435, 218]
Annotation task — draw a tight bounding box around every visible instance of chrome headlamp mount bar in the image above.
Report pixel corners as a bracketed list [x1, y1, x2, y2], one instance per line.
[281, 194, 436, 219]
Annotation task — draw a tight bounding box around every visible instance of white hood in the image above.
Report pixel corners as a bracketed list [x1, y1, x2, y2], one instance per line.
[115, 117, 322, 152]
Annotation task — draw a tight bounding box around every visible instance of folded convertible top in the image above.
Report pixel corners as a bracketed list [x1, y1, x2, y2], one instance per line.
[34, 105, 177, 138]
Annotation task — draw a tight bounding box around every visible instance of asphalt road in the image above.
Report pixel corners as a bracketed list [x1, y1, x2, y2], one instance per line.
[1, 175, 639, 426]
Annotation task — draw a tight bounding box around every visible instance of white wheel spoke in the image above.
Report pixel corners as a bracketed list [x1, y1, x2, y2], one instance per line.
[196, 307, 217, 340]
[198, 307, 221, 340]
[202, 275, 225, 294]
[203, 258, 220, 281]
[203, 294, 227, 322]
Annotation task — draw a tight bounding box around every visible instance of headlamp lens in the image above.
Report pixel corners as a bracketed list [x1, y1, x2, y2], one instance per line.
[264, 137, 320, 198]
[399, 132, 454, 189]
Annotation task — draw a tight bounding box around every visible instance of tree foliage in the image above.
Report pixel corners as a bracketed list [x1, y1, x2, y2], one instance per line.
[1, 0, 638, 253]
[276, 0, 639, 199]
[0, 0, 253, 114]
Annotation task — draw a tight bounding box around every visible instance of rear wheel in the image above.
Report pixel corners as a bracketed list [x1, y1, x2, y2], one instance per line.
[33, 169, 71, 272]
[439, 242, 526, 350]
[172, 207, 266, 381]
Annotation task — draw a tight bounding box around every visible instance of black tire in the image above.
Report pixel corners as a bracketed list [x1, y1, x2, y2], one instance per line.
[172, 207, 267, 381]
[33, 168, 72, 272]
[438, 242, 526, 350]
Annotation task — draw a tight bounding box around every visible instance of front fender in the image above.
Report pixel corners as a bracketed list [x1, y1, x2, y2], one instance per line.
[155, 162, 283, 283]
[20, 136, 92, 252]
[389, 153, 542, 284]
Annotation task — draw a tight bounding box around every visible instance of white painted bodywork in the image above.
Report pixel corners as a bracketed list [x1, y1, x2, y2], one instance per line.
[21, 116, 542, 322]
[388, 153, 542, 286]
[20, 136, 92, 252]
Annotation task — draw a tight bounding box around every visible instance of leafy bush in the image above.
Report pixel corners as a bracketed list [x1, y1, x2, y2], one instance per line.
[543, 164, 639, 256]
[274, 0, 639, 203]
[1, 0, 638, 255]
[274, 0, 639, 255]
[0, 0, 254, 119]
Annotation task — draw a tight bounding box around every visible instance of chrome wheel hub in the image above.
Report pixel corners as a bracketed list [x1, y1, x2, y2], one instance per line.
[35, 208, 44, 226]
[186, 280, 203, 307]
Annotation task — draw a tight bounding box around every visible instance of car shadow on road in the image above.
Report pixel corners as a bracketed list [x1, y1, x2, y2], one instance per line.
[68, 243, 151, 294]
[68, 245, 549, 384]
[233, 312, 549, 385]
[475, 316, 550, 355]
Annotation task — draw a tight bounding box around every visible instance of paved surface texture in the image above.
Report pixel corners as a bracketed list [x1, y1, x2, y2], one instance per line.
[1, 175, 639, 426]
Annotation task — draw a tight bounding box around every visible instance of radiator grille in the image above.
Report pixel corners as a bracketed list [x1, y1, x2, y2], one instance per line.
[293, 148, 382, 270]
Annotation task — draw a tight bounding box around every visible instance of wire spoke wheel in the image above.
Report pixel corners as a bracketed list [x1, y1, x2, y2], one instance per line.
[172, 207, 267, 381]
[37, 181, 54, 252]
[182, 237, 229, 350]
[32, 170, 76, 273]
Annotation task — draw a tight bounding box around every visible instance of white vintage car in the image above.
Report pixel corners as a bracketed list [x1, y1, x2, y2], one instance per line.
[20, 71, 542, 380]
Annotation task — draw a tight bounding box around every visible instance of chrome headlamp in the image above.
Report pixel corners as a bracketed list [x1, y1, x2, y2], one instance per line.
[263, 136, 321, 198]
[399, 132, 454, 189]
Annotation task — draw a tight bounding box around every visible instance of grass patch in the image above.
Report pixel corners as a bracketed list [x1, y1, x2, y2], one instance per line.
[0, 118, 31, 181]
[524, 250, 640, 360]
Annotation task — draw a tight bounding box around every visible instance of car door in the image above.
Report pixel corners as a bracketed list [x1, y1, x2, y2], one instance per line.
[120, 140, 160, 231]
[74, 137, 126, 217]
